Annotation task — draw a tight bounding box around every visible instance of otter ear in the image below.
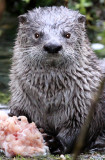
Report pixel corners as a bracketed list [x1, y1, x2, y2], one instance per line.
[18, 14, 28, 24]
[78, 15, 86, 24]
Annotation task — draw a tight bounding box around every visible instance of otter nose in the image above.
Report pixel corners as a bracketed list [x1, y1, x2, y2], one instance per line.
[44, 43, 62, 54]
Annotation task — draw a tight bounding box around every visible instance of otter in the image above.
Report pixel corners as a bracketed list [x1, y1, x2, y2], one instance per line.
[9, 6, 105, 154]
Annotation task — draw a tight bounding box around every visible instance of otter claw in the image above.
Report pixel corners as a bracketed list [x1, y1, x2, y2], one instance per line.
[52, 148, 62, 155]
[48, 138, 55, 143]
[8, 113, 14, 117]
[39, 128, 44, 133]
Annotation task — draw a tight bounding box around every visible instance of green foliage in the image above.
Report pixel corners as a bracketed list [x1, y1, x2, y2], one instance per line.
[75, 0, 92, 15]
[95, 48, 105, 58]
[5, 0, 105, 25]
[22, 0, 30, 3]
[35, 0, 54, 7]
[0, 92, 10, 104]
[68, 0, 93, 22]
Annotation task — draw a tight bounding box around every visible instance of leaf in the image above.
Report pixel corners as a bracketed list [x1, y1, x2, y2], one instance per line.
[84, 2, 93, 7]
[22, 0, 30, 3]
[86, 14, 93, 21]
[75, 4, 80, 9]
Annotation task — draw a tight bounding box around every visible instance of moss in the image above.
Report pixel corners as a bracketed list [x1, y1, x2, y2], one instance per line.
[1, 154, 105, 160]
[0, 155, 72, 160]
[1, 153, 105, 160]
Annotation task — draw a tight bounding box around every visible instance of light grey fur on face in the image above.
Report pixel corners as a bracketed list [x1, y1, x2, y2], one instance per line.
[17, 6, 87, 69]
[9, 6, 105, 154]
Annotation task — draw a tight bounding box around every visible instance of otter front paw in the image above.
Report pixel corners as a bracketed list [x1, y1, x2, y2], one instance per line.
[47, 136, 67, 155]
[39, 129, 63, 154]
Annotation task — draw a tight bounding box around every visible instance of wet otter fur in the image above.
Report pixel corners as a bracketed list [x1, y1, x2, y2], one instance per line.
[9, 6, 105, 154]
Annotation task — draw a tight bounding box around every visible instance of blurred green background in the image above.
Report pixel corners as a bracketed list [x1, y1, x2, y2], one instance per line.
[0, 0, 105, 104]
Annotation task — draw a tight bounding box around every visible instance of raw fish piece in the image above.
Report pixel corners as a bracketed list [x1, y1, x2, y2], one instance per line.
[0, 111, 48, 157]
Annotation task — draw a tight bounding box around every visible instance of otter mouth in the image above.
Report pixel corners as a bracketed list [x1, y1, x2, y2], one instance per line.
[45, 52, 61, 59]
[46, 59, 61, 67]
[45, 54, 62, 63]
[43, 54, 65, 67]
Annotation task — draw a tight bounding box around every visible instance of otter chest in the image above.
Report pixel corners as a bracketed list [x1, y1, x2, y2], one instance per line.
[27, 70, 92, 130]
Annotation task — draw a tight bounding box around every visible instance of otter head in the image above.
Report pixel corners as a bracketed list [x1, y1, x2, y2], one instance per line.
[17, 6, 86, 69]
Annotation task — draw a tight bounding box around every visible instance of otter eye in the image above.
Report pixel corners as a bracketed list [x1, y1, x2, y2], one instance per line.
[35, 33, 40, 38]
[64, 33, 71, 39]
